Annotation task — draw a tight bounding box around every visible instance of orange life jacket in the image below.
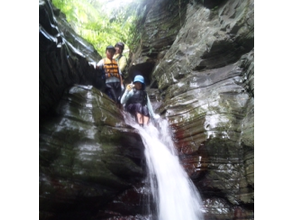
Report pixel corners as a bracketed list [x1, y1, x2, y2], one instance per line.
[103, 58, 120, 79]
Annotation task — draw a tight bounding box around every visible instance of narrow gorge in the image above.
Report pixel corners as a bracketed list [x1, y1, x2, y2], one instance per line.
[39, 0, 254, 219]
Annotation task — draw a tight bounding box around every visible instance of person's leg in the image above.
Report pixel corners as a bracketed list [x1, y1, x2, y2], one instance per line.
[126, 103, 142, 124]
[136, 113, 143, 125]
[141, 105, 150, 125]
[113, 82, 122, 104]
[134, 103, 144, 125]
[142, 115, 150, 125]
[105, 83, 116, 102]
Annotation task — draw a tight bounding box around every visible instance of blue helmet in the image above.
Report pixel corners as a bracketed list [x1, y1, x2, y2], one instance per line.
[133, 75, 145, 84]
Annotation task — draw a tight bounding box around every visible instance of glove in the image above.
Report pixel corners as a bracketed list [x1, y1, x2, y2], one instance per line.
[121, 84, 125, 91]
[126, 84, 133, 91]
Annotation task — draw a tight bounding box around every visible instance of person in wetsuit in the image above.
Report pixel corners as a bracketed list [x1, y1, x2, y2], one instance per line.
[120, 74, 158, 125]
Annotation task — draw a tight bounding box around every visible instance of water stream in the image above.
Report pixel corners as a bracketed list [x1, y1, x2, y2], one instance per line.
[125, 115, 204, 220]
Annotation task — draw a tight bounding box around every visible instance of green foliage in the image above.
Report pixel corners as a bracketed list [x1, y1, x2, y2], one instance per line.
[52, 0, 142, 57]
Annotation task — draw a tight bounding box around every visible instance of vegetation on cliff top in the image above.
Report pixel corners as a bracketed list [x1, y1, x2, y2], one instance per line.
[52, 0, 144, 56]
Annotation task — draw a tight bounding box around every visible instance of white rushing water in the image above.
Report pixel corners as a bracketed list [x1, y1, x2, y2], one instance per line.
[125, 115, 204, 220]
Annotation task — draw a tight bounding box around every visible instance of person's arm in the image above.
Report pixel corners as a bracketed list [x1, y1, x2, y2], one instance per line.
[119, 56, 127, 72]
[120, 87, 133, 104]
[96, 59, 104, 70]
[117, 66, 124, 90]
[118, 67, 123, 84]
[89, 61, 96, 69]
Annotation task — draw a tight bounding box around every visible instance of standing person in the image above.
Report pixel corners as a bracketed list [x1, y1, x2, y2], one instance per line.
[113, 42, 128, 80]
[96, 45, 124, 104]
[120, 74, 159, 126]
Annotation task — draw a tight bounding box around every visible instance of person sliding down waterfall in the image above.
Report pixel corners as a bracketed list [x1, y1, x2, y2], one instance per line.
[120, 74, 159, 126]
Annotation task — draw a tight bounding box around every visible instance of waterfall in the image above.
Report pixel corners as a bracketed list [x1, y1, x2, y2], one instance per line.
[124, 115, 204, 220]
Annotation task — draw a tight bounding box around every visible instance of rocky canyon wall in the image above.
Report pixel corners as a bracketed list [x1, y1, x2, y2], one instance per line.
[39, 0, 254, 219]
[130, 0, 254, 219]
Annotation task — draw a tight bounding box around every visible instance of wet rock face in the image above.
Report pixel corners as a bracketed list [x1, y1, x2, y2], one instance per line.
[127, 0, 188, 84]
[131, 0, 254, 218]
[39, 85, 147, 219]
[39, 0, 104, 118]
[40, 1, 147, 219]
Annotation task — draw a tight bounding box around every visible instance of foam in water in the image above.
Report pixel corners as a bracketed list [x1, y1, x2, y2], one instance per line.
[125, 115, 204, 220]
